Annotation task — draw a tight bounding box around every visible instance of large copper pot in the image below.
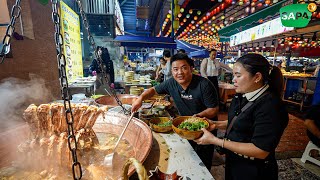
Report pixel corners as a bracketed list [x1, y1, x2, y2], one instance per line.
[95, 94, 138, 107]
[93, 112, 153, 176]
[0, 111, 152, 178]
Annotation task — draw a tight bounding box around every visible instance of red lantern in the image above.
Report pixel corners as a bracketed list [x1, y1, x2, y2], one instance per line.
[312, 12, 317, 17]
[221, 3, 225, 10]
[213, 9, 216, 14]
[216, 7, 220, 13]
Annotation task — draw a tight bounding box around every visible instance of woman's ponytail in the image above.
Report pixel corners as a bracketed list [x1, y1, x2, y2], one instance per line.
[268, 66, 284, 98]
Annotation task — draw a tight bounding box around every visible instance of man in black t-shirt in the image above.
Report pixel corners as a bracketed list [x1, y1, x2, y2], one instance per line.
[132, 53, 219, 170]
[304, 104, 320, 147]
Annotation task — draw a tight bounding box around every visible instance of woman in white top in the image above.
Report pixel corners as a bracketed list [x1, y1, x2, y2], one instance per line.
[155, 57, 167, 82]
[162, 50, 172, 81]
[200, 49, 232, 98]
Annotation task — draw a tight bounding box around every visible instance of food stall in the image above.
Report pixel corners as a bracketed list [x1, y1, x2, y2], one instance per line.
[112, 35, 177, 96]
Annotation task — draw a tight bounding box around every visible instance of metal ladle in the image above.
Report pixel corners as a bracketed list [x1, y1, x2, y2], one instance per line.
[104, 112, 135, 166]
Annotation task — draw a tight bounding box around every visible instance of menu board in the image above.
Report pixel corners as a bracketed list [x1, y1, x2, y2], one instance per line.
[230, 17, 294, 47]
[60, 1, 83, 82]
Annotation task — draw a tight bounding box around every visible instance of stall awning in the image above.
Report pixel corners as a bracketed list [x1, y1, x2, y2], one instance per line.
[176, 40, 209, 58]
[113, 35, 176, 49]
[189, 49, 210, 58]
[218, 0, 296, 37]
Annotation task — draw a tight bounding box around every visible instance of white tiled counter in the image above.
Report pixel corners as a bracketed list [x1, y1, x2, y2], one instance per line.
[143, 132, 214, 180]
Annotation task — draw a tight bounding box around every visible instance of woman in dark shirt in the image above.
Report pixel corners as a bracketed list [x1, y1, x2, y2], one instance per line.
[89, 46, 114, 83]
[304, 104, 320, 147]
[195, 53, 289, 180]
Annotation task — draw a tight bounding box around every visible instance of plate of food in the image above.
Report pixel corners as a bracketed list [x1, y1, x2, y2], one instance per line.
[149, 117, 172, 133]
[153, 100, 171, 107]
[172, 116, 209, 140]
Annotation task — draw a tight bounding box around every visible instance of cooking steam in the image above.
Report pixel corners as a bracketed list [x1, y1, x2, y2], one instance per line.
[0, 74, 52, 131]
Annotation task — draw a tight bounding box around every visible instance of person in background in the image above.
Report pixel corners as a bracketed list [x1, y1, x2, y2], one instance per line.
[200, 49, 232, 98]
[155, 57, 166, 83]
[132, 53, 219, 170]
[195, 54, 289, 180]
[162, 49, 172, 80]
[304, 104, 320, 147]
[314, 64, 320, 77]
[89, 46, 115, 90]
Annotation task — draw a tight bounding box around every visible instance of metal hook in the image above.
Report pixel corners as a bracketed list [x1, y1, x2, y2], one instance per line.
[0, 43, 10, 64]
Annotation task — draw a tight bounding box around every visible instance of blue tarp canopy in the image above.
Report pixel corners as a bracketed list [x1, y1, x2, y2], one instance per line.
[176, 40, 209, 58]
[114, 35, 176, 49]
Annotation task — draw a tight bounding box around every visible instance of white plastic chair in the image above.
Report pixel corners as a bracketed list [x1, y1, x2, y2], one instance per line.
[301, 141, 320, 166]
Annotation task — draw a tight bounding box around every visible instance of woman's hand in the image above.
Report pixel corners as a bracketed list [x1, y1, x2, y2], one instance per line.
[194, 128, 218, 145]
[193, 116, 217, 131]
[205, 118, 217, 131]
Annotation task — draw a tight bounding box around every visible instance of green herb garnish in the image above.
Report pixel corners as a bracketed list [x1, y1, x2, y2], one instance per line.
[178, 121, 207, 131]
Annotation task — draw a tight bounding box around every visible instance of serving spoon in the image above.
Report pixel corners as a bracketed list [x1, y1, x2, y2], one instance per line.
[104, 112, 135, 166]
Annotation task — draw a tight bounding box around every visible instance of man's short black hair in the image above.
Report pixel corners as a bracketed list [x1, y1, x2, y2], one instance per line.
[209, 48, 217, 53]
[163, 49, 171, 58]
[177, 49, 186, 53]
[170, 53, 194, 67]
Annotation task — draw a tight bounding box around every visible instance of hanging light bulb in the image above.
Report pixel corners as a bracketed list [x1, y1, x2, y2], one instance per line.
[255, 43, 260, 50]
[271, 40, 275, 47]
[251, 7, 256, 13]
[280, 38, 285, 46]
[298, 34, 304, 43]
[250, 44, 254, 51]
[245, 7, 250, 13]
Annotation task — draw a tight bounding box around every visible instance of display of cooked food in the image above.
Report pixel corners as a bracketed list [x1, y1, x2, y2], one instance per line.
[0, 103, 141, 179]
[282, 71, 314, 77]
[149, 117, 172, 133]
[156, 120, 172, 127]
[178, 117, 208, 131]
[172, 116, 209, 140]
[153, 100, 171, 107]
[23, 103, 108, 138]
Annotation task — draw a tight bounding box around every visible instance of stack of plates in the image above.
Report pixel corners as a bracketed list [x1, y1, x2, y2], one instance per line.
[145, 77, 151, 84]
[132, 80, 140, 85]
[119, 69, 125, 76]
[124, 71, 134, 83]
[130, 86, 144, 96]
[139, 76, 145, 84]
